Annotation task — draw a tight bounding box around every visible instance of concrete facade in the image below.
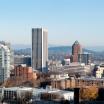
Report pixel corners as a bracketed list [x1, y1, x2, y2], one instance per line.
[32, 28, 48, 73]
[0, 43, 11, 83]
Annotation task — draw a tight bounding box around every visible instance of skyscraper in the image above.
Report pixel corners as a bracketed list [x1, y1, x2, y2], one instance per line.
[0, 43, 11, 83]
[71, 40, 82, 62]
[32, 28, 48, 73]
[0, 41, 14, 66]
[78, 53, 92, 65]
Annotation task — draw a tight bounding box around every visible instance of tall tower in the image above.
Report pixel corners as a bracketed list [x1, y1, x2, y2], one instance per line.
[32, 28, 48, 73]
[0, 41, 14, 66]
[72, 40, 82, 62]
[0, 43, 11, 83]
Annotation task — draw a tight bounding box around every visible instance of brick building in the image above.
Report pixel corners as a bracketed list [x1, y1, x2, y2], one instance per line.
[71, 40, 82, 62]
[50, 77, 76, 89]
[10, 65, 37, 82]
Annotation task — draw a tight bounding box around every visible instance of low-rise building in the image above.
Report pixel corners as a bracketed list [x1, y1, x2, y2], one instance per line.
[93, 65, 104, 78]
[76, 77, 104, 87]
[63, 55, 70, 65]
[0, 87, 32, 102]
[0, 87, 74, 103]
[10, 65, 37, 81]
[14, 55, 31, 67]
[32, 88, 74, 101]
[50, 73, 69, 80]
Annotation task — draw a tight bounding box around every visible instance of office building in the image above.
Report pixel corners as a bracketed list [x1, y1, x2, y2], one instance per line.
[0, 41, 14, 66]
[10, 65, 37, 82]
[0, 43, 11, 83]
[0, 87, 74, 103]
[78, 53, 92, 65]
[71, 40, 82, 62]
[14, 55, 31, 66]
[32, 28, 48, 73]
[0, 87, 32, 103]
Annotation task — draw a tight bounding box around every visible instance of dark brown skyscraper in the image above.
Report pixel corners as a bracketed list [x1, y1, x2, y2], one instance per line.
[72, 40, 82, 62]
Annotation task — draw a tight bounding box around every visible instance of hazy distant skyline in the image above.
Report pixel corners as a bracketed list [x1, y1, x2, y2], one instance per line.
[0, 0, 104, 46]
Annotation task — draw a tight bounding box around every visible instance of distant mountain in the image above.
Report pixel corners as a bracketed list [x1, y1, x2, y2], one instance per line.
[14, 46, 96, 56]
[12, 44, 57, 50]
[48, 46, 72, 54]
[48, 46, 97, 54]
[12, 44, 31, 50]
[48, 44, 59, 47]
[13, 45, 104, 61]
[14, 48, 31, 56]
[12, 44, 104, 52]
[86, 46, 104, 52]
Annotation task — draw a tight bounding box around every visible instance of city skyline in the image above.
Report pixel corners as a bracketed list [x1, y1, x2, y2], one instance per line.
[0, 0, 104, 46]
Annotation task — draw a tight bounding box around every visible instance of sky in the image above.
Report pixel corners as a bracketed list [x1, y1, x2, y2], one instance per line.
[0, 0, 104, 47]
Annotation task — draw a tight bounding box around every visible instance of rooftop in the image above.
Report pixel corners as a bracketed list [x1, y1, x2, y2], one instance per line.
[0, 87, 33, 91]
[32, 88, 74, 95]
[77, 77, 104, 81]
[73, 40, 80, 45]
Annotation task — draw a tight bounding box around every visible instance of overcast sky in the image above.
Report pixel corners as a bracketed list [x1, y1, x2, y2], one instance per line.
[0, 0, 104, 46]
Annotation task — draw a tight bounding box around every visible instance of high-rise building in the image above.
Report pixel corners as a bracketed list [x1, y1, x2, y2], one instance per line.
[0, 43, 11, 83]
[71, 40, 82, 62]
[0, 41, 14, 66]
[32, 28, 48, 73]
[78, 53, 92, 65]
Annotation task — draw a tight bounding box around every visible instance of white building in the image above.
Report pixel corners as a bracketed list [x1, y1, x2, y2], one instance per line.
[0, 43, 11, 83]
[50, 73, 69, 80]
[0, 87, 33, 101]
[0, 87, 74, 102]
[0, 41, 14, 66]
[64, 58, 70, 65]
[93, 65, 104, 78]
[32, 88, 74, 101]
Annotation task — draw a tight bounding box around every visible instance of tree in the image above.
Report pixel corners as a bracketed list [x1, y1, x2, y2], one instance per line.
[80, 86, 98, 100]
